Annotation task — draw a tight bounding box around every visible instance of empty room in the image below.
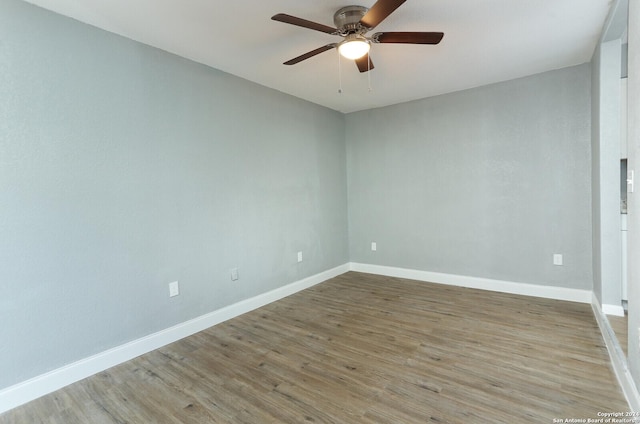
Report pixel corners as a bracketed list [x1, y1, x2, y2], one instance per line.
[2, 0, 640, 422]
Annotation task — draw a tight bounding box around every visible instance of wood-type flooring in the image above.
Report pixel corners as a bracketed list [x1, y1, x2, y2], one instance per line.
[1, 272, 629, 423]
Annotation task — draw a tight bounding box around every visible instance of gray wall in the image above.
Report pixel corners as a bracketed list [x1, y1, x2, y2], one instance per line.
[0, 0, 348, 389]
[346, 65, 593, 289]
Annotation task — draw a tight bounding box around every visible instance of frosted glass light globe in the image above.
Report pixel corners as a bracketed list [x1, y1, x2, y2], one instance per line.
[338, 35, 370, 60]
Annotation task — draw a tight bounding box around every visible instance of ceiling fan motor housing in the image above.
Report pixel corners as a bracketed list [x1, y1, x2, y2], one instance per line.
[334, 5, 370, 34]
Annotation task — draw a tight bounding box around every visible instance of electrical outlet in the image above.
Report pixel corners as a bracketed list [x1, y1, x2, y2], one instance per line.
[169, 281, 180, 297]
[553, 254, 563, 266]
[230, 268, 239, 281]
[371, 242, 377, 251]
[297, 251, 303, 263]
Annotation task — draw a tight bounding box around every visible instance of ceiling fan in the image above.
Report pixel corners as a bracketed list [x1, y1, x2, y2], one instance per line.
[271, 0, 444, 73]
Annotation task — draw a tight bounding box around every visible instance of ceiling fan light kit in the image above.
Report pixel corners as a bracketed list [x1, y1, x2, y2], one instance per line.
[271, 0, 443, 73]
[338, 34, 370, 60]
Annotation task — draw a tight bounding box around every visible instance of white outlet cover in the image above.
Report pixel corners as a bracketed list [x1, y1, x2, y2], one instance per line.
[230, 268, 239, 281]
[553, 254, 563, 266]
[297, 251, 303, 262]
[371, 242, 377, 251]
[169, 281, 180, 297]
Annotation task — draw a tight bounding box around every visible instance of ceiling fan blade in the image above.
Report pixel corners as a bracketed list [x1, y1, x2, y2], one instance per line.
[355, 54, 375, 73]
[372, 32, 444, 44]
[359, 0, 406, 29]
[271, 13, 338, 35]
[283, 44, 337, 65]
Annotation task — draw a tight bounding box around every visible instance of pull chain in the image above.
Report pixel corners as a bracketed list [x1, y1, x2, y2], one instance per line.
[337, 51, 343, 94]
[337, 51, 374, 94]
[367, 55, 372, 92]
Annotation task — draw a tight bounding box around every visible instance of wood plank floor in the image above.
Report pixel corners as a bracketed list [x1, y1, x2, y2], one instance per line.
[1, 272, 629, 423]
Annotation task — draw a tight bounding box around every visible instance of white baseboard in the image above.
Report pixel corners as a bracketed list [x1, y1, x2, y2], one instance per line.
[349, 262, 593, 303]
[603, 303, 626, 317]
[0, 263, 350, 414]
[592, 295, 640, 411]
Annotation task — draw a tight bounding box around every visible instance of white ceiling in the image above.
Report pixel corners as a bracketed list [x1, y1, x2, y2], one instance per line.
[23, 0, 611, 113]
